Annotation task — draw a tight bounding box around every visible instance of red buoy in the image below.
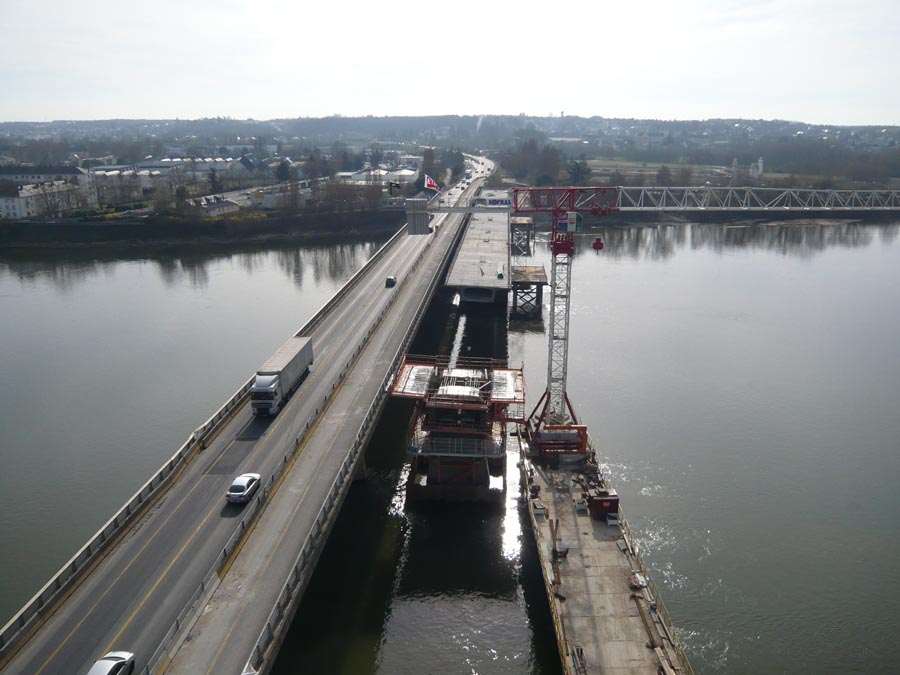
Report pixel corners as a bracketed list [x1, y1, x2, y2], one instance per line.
[592, 237, 604, 251]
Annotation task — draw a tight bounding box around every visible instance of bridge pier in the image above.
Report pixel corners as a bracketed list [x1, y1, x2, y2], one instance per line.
[511, 266, 547, 319]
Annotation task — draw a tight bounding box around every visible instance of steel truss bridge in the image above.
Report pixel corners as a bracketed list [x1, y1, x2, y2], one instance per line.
[615, 186, 900, 211]
[412, 186, 900, 214]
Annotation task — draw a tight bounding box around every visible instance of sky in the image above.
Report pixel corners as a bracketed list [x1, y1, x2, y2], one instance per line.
[1, 0, 898, 126]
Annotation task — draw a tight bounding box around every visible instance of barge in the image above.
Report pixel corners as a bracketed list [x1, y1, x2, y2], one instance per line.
[519, 424, 693, 674]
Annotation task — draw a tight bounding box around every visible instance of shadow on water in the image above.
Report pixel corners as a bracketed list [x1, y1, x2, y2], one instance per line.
[522, 220, 900, 262]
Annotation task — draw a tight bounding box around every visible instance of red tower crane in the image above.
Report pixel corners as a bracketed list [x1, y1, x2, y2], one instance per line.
[512, 187, 619, 456]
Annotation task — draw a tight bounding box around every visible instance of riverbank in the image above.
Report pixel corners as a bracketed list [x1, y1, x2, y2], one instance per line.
[0, 209, 406, 249]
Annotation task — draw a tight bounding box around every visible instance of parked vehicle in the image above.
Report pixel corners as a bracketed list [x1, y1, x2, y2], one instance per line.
[250, 336, 314, 416]
[226, 473, 261, 503]
[385, 276, 397, 288]
[86, 651, 134, 675]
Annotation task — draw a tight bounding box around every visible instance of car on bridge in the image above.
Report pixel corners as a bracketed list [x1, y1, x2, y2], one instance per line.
[87, 651, 135, 675]
[226, 473, 261, 503]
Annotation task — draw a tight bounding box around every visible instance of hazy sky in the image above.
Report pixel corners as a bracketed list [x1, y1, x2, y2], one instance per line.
[2, 0, 898, 125]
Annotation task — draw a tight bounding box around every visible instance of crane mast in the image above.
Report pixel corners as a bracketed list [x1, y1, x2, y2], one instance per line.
[546, 217, 576, 422]
[511, 187, 618, 450]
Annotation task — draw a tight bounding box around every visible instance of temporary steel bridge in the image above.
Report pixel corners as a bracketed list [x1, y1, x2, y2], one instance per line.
[409, 186, 900, 214]
[614, 186, 900, 211]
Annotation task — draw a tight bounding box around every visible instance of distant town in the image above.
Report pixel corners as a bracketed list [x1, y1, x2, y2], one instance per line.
[1, 115, 898, 222]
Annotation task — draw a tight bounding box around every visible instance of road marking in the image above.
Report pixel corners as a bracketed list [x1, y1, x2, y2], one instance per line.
[203, 381, 347, 675]
[216, 396, 332, 579]
[102, 506, 219, 653]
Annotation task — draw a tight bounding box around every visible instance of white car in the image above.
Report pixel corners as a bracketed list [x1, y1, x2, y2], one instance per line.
[87, 651, 135, 675]
[226, 473, 261, 503]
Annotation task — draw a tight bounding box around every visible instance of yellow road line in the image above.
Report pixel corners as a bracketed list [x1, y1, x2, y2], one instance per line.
[216, 397, 332, 580]
[103, 506, 218, 652]
[203, 382, 347, 674]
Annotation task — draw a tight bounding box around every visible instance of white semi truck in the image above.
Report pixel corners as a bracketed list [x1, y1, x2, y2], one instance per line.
[250, 336, 314, 416]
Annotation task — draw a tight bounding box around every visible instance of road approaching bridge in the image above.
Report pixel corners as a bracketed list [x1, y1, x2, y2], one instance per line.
[1, 166, 486, 675]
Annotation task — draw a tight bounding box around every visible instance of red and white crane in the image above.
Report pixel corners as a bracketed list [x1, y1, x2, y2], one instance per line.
[512, 187, 618, 454]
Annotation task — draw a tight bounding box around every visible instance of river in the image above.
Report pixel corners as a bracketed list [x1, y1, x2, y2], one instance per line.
[1, 221, 898, 674]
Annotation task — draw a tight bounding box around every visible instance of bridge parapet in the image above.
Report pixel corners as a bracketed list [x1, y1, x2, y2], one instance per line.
[0, 222, 412, 671]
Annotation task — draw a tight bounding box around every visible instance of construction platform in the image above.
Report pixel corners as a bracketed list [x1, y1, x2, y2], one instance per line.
[510, 265, 548, 317]
[445, 191, 511, 303]
[518, 436, 692, 675]
[391, 355, 525, 502]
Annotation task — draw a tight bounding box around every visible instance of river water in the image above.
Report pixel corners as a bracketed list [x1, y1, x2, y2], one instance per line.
[1, 222, 898, 674]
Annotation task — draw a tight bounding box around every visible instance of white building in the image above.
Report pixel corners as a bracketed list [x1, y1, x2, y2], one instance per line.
[0, 165, 97, 208]
[0, 181, 84, 219]
[0, 165, 92, 189]
[186, 196, 241, 218]
[385, 168, 417, 183]
[750, 157, 764, 179]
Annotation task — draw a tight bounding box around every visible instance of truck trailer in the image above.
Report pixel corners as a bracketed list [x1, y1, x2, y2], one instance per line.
[250, 336, 314, 416]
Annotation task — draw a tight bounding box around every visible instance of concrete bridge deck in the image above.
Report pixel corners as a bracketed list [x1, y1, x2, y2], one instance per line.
[444, 189, 511, 303]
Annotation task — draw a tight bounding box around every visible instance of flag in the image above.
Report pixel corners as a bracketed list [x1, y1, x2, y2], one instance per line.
[424, 174, 440, 191]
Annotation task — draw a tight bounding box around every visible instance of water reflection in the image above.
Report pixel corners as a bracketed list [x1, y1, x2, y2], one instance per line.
[554, 221, 900, 261]
[0, 256, 118, 294]
[0, 237, 388, 293]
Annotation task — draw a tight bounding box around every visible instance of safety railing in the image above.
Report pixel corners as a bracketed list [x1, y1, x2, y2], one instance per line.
[591, 432, 693, 675]
[146, 261, 416, 674]
[295, 223, 408, 337]
[412, 434, 504, 459]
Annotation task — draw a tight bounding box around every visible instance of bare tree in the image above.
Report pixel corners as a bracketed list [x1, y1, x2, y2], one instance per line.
[36, 182, 63, 218]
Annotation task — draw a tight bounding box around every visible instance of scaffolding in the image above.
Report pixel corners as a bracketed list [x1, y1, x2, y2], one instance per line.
[390, 355, 526, 498]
